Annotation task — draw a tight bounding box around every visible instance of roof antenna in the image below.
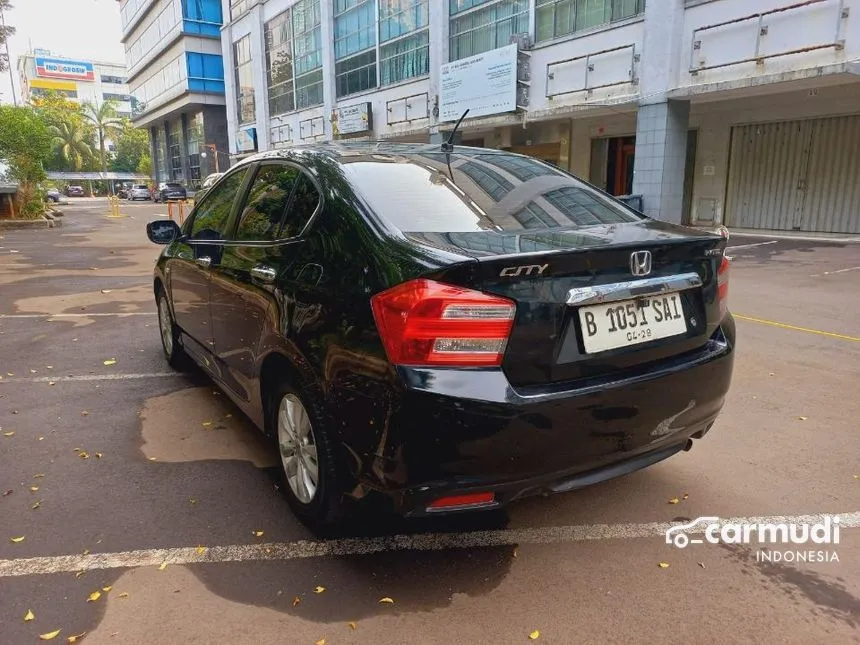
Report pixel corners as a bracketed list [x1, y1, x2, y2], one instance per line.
[440, 109, 469, 152]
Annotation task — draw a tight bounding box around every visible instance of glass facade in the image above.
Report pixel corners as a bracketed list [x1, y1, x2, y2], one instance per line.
[449, 0, 529, 61]
[335, 0, 377, 96]
[265, 1, 324, 116]
[379, 0, 430, 85]
[169, 120, 184, 181]
[234, 35, 256, 124]
[155, 127, 169, 183]
[535, 0, 645, 42]
[186, 112, 204, 186]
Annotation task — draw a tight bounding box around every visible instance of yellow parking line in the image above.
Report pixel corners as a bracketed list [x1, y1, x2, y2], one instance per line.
[734, 314, 860, 342]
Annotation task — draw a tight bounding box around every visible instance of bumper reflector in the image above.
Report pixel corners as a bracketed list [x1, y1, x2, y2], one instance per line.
[427, 492, 496, 511]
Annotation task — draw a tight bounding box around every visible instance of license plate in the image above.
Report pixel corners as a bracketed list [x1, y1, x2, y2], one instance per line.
[578, 293, 687, 354]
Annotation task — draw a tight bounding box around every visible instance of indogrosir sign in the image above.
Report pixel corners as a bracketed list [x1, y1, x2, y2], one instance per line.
[35, 57, 95, 82]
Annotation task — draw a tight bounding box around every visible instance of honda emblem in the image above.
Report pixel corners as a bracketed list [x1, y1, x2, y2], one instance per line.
[630, 250, 652, 277]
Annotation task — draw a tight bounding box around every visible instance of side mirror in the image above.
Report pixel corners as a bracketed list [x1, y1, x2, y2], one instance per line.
[146, 219, 182, 245]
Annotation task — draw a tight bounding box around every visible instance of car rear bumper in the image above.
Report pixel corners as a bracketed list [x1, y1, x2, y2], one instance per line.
[369, 324, 734, 516]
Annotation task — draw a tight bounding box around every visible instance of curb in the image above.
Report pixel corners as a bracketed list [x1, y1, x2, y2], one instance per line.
[0, 218, 62, 229]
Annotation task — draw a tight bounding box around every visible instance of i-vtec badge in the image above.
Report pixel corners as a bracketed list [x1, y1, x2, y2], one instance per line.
[499, 264, 549, 278]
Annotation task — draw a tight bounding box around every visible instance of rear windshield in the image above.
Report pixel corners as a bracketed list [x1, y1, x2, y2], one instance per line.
[165, 183, 183, 188]
[341, 153, 641, 233]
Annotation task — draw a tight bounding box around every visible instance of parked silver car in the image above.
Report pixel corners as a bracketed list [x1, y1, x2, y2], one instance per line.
[128, 184, 151, 201]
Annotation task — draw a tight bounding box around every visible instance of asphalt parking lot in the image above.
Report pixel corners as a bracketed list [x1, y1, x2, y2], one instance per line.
[0, 198, 858, 644]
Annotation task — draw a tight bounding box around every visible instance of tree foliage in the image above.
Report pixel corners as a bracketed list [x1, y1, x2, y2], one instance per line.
[0, 105, 52, 217]
[83, 101, 123, 172]
[0, 1, 14, 75]
[111, 121, 150, 173]
[49, 120, 94, 171]
[136, 153, 153, 179]
[32, 92, 98, 172]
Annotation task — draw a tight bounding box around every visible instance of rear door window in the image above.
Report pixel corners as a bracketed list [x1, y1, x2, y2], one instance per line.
[341, 152, 641, 232]
[187, 169, 248, 240]
[235, 164, 300, 242]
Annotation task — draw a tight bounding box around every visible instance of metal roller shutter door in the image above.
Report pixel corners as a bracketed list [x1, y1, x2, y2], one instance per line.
[726, 116, 860, 233]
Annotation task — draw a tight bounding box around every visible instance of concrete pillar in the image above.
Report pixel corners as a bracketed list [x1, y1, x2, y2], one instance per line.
[319, 0, 338, 139]
[179, 113, 191, 183]
[249, 4, 269, 151]
[632, 0, 688, 221]
[427, 0, 449, 139]
[632, 100, 690, 222]
[221, 20, 238, 155]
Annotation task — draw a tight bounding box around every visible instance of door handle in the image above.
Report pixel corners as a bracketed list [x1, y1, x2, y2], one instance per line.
[251, 265, 277, 283]
[196, 256, 212, 268]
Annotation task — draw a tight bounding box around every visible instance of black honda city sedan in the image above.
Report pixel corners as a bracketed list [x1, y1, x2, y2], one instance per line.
[146, 142, 734, 528]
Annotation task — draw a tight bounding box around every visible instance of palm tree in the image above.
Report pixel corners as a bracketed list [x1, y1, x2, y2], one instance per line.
[82, 101, 123, 172]
[49, 120, 94, 171]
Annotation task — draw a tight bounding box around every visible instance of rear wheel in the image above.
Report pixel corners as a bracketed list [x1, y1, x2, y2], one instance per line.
[272, 383, 344, 529]
[156, 290, 191, 370]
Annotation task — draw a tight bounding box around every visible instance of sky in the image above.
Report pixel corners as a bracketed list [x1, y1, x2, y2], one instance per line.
[1, 0, 126, 104]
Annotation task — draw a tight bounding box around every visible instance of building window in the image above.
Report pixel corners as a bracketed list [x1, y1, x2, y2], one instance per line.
[535, 0, 644, 42]
[230, 0, 249, 20]
[186, 52, 226, 93]
[168, 121, 183, 181]
[233, 35, 256, 124]
[484, 155, 558, 181]
[102, 93, 132, 103]
[379, 0, 430, 85]
[182, 0, 222, 37]
[460, 161, 513, 201]
[265, 11, 295, 116]
[32, 88, 78, 99]
[293, 0, 324, 108]
[100, 74, 127, 84]
[514, 202, 558, 228]
[542, 187, 632, 225]
[186, 112, 204, 186]
[449, 0, 529, 61]
[155, 127, 169, 182]
[334, 0, 377, 97]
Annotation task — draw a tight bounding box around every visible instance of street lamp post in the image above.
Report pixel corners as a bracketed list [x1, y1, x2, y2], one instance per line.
[0, 3, 16, 107]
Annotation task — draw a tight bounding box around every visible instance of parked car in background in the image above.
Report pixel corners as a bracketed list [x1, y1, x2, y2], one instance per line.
[145, 143, 735, 529]
[128, 184, 151, 201]
[45, 189, 61, 203]
[65, 185, 85, 197]
[154, 182, 187, 203]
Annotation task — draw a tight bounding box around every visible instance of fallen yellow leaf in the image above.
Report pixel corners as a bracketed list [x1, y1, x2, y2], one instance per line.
[32, 500, 41, 509]
[33, 473, 45, 478]
[118, 592, 129, 599]
[378, 597, 394, 604]
[24, 609, 35, 622]
[189, 498, 197, 504]
[798, 416, 808, 421]
[95, 453, 103, 459]
[30, 369, 37, 374]
[3, 431, 14, 437]
[158, 562, 168, 570]
[10, 536, 24, 543]
[658, 562, 670, 569]
[253, 530, 264, 537]
[102, 585, 112, 593]
[38, 436, 44, 441]
[682, 493, 689, 500]
[81, 411, 89, 416]
[101, 289, 112, 294]
[698, 562, 706, 569]
[30, 486, 39, 492]
[201, 421, 212, 427]
[39, 629, 61, 640]
[87, 591, 101, 602]
[292, 595, 301, 606]
[148, 457, 157, 461]
[668, 497, 680, 505]
[75, 571, 85, 578]
[347, 621, 357, 631]
[313, 586, 325, 594]
[103, 359, 116, 366]
[49, 381, 56, 386]
[513, 547, 519, 558]
[82, 549, 89, 555]
[315, 640, 325, 645]
[529, 630, 541, 640]
[196, 545, 206, 555]
[67, 633, 86, 643]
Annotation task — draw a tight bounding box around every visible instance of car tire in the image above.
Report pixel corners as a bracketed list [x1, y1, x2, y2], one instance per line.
[156, 289, 192, 371]
[271, 381, 345, 530]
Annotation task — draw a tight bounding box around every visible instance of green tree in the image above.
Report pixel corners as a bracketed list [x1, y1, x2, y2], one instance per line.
[82, 101, 123, 172]
[111, 121, 150, 173]
[49, 120, 94, 171]
[0, 1, 14, 75]
[0, 105, 52, 217]
[136, 153, 153, 180]
[32, 92, 91, 171]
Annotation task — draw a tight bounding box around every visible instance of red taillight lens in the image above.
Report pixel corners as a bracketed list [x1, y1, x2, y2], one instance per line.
[370, 279, 516, 367]
[717, 255, 730, 317]
[427, 492, 496, 510]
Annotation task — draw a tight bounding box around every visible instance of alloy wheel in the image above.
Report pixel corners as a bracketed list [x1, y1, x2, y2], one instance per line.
[158, 295, 174, 356]
[277, 394, 319, 504]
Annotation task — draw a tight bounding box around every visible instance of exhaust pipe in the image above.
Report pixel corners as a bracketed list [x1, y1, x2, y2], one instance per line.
[683, 438, 694, 452]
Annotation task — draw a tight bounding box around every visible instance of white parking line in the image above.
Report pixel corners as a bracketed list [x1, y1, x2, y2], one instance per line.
[810, 266, 860, 277]
[1, 512, 857, 578]
[726, 241, 779, 251]
[0, 313, 156, 319]
[11, 373, 181, 383]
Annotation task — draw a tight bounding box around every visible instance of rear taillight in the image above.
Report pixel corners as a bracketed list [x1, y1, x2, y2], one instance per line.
[370, 279, 516, 367]
[717, 255, 730, 317]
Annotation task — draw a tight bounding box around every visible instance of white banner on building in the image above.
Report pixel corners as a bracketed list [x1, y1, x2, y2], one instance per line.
[439, 44, 517, 122]
[336, 103, 372, 134]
